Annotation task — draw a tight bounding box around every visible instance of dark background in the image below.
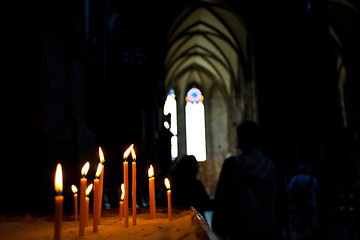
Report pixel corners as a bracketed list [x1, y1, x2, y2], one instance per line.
[1, 3, 359, 237]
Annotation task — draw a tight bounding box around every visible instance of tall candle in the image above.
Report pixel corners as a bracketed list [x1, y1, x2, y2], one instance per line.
[123, 146, 130, 227]
[93, 179, 100, 232]
[98, 146, 105, 224]
[85, 197, 89, 227]
[164, 178, 172, 221]
[79, 162, 90, 236]
[124, 161, 128, 227]
[131, 147, 137, 226]
[54, 163, 63, 240]
[148, 165, 156, 219]
[93, 163, 103, 232]
[148, 177, 153, 218]
[123, 144, 136, 227]
[71, 185, 78, 221]
[119, 183, 124, 221]
[85, 183, 93, 227]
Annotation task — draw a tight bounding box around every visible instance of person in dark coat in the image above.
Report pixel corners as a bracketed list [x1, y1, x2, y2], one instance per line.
[170, 155, 211, 216]
[212, 121, 278, 240]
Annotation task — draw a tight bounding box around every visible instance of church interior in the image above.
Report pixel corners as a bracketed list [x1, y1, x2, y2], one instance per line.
[1, 0, 359, 239]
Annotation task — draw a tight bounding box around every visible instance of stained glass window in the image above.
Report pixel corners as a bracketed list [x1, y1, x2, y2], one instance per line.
[163, 89, 178, 160]
[185, 87, 204, 103]
[185, 87, 206, 161]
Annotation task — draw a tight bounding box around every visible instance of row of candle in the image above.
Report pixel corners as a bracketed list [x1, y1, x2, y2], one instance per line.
[119, 175, 171, 222]
[54, 144, 172, 240]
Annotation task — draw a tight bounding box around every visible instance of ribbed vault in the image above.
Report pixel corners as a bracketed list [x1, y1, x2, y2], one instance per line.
[165, 0, 250, 100]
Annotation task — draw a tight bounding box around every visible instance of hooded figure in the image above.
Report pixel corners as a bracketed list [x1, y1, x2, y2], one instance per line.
[212, 121, 278, 240]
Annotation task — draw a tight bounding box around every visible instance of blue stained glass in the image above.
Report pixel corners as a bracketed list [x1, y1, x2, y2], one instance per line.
[186, 87, 203, 103]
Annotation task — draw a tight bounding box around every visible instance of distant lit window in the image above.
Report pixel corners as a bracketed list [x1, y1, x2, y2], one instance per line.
[163, 89, 178, 160]
[185, 87, 206, 162]
[186, 87, 204, 103]
[307, 0, 312, 12]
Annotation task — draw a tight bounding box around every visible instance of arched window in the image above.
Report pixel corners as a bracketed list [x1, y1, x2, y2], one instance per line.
[163, 89, 178, 160]
[185, 87, 206, 161]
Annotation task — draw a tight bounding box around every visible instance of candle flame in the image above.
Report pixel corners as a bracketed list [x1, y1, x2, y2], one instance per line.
[164, 178, 171, 190]
[148, 165, 154, 178]
[54, 163, 63, 194]
[71, 185, 78, 194]
[86, 183, 93, 196]
[120, 183, 125, 201]
[95, 162, 103, 178]
[81, 162, 90, 177]
[99, 146, 105, 164]
[123, 144, 135, 161]
[131, 148, 136, 161]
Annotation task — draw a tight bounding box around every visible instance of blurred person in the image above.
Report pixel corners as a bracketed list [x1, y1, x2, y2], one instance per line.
[212, 121, 281, 240]
[170, 155, 211, 216]
[289, 164, 320, 240]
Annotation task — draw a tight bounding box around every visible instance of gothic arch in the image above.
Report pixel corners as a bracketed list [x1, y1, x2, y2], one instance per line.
[164, 0, 257, 195]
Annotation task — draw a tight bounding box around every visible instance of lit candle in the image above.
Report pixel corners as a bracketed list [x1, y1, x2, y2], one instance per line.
[131, 147, 137, 226]
[85, 183, 93, 227]
[98, 146, 105, 223]
[79, 162, 90, 236]
[71, 185, 78, 221]
[93, 163, 103, 232]
[123, 145, 132, 227]
[164, 178, 172, 221]
[119, 183, 124, 221]
[148, 165, 156, 219]
[54, 163, 63, 240]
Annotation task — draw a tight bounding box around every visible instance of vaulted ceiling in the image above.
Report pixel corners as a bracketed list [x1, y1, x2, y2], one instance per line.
[164, 0, 252, 99]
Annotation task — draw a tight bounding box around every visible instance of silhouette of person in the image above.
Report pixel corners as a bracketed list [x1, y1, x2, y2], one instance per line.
[289, 164, 320, 239]
[212, 121, 278, 240]
[170, 155, 211, 216]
